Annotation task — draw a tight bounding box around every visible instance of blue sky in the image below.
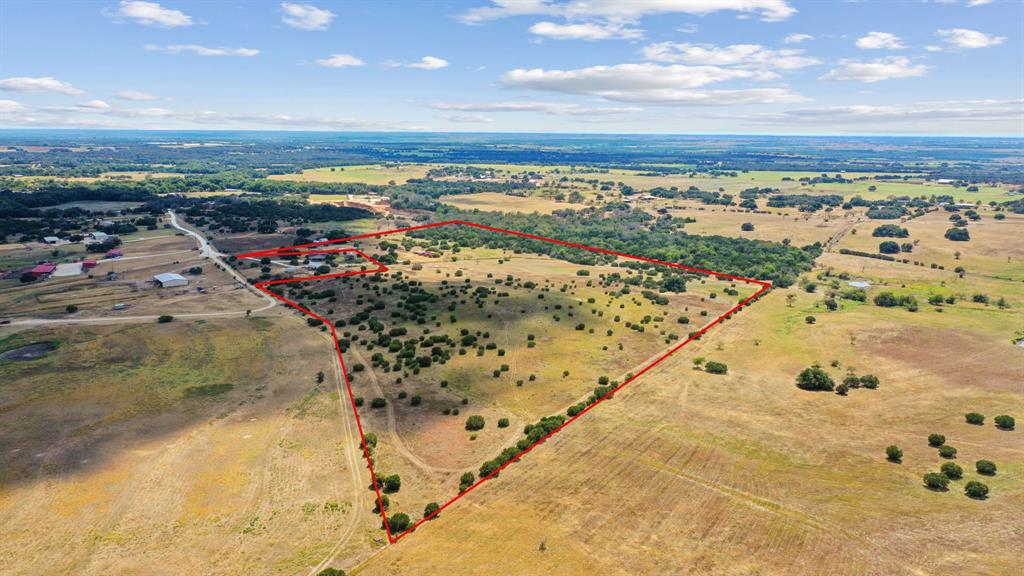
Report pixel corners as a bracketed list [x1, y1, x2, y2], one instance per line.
[1, 0, 1021, 135]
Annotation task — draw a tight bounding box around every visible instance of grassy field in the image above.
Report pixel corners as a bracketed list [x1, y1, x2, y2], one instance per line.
[441, 191, 586, 214]
[273, 238, 757, 543]
[0, 316, 379, 575]
[268, 164, 431, 185]
[349, 224, 1023, 576]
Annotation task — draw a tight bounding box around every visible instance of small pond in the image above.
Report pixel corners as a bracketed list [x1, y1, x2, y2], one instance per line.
[0, 342, 57, 361]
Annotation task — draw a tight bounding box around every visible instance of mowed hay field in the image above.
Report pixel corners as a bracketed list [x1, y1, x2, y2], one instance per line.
[348, 237, 1022, 574]
[441, 192, 586, 214]
[0, 317, 378, 575]
[268, 164, 431, 185]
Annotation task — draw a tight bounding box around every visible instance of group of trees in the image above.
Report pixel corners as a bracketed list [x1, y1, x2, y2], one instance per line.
[795, 364, 879, 394]
[409, 206, 818, 287]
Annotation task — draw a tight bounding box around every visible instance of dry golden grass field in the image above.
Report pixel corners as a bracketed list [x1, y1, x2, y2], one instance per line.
[343, 216, 1023, 576]
[0, 316, 381, 575]
[2, 196, 1021, 576]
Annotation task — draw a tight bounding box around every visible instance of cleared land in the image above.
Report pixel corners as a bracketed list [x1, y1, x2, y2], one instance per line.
[269, 164, 431, 185]
[0, 316, 378, 575]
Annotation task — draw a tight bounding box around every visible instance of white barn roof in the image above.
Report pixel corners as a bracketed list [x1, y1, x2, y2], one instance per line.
[153, 272, 188, 285]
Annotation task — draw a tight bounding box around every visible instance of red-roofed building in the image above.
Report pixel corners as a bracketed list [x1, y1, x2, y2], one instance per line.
[105, 248, 123, 258]
[82, 259, 97, 270]
[28, 263, 56, 279]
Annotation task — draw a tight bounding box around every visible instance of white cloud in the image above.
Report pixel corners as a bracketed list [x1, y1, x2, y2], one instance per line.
[529, 21, 643, 41]
[733, 99, 1023, 129]
[819, 57, 927, 83]
[461, 0, 797, 24]
[783, 33, 813, 44]
[145, 44, 260, 57]
[0, 76, 85, 95]
[937, 28, 1006, 49]
[315, 54, 365, 68]
[925, 45, 943, 52]
[408, 56, 449, 70]
[7, 100, 424, 131]
[0, 100, 24, 112]
[442, 114, 495, 123]
[676, 24, 699, 34]
[78, 99, 112, 110]
[116, 90, 157, 101]
[641, 42, 819, 70]
[281, 2, 335, 30]
[106, 1, 192, 27]
[501, 63, 805, 105]
[855, 32, 906, 50]
[430, 101, 643, 115]
[967, 0, 993, 6]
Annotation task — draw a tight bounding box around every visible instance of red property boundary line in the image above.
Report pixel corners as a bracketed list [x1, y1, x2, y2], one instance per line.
[235, 220, 771, 544]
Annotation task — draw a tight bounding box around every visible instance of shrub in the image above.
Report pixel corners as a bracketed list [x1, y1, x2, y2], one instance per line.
[975, 460, 997, 475]
[965, 412, 985, 425]
[741, 222, 754, 232]
[922, 472, 949, 490]
[878, 241, 900, 254]
[424, 502, 440, 519]
[370, 397, 387, 409]
[317, 569, 346, 576]
[383, 474, 401, 493]
[938, 445, 957, 459]
[964, 481, 989, 499]
[805, 315, 816, 324]
[458, 472, 475, 491]
[944, 227, 970, 241]
[65, 304, 78, 313]
[859, 374, 880, 389]
[410, 395, 422, 406]
[994, 414, 1015, 430]
[465, 415, 485, 431]
[157, 315, 174, 323]
[796, 364, 834, 391]
[497, 418, 510, 428]
[705, 361, 728, 375]
[885, 445, 902, 462]
[940, 462, 963, 480]
[388, 512, 411, 532]
[927, 433, 945, 447]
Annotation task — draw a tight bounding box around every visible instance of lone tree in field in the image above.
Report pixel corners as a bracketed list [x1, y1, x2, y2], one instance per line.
[923, 472, 949, 491]
[965, 412, 985, 425]
[459, 471, 475, 492]
[741, 222, 754, 232]
[964, 481, 989, 499]
[885, 445, 903, 462]
[975, 460, 997, 475]
[705, 361, 728, 374]
[424, 502, 440, 519]
[927, 433, 946, 447]
[938, 445, 957, 459]
[994, 414, 1015, 430]
[316, 568, 346, 576]
[941, 462, 963, 480]
[796, 364, 834, 391]
[388, 512, 411, 532]
[465, 415, 485, 431]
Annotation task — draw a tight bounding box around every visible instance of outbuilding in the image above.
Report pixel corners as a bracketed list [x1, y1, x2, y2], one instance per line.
[43, 236, 61, 245]
[153, 272, 189, 288]
[82, 259, 97, 270]
[28, 263, 56, 279]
